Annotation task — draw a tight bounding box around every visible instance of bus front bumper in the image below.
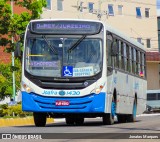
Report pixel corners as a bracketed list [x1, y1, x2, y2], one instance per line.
[22, 92, 105, 113]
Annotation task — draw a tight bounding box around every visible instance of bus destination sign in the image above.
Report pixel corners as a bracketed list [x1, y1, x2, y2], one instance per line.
[30, 21, 102, 35]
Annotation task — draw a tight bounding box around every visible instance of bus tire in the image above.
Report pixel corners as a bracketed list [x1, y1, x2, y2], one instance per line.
[65, 117, 75, 125]
[33, 112, 47, 127]
[103, 97, 116, 125]
[127, 100, 137, 122]
[103, 113, 114, 125]
[117, 114, 126, 123]
[75, 117, 84, 125]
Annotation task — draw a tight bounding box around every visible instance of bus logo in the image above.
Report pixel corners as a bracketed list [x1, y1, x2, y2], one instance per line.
[59, 90, 65, 96]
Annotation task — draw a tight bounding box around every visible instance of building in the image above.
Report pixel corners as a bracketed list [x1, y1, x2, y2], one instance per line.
[0, 2, 28, 63]
[41, 0, 159, 90]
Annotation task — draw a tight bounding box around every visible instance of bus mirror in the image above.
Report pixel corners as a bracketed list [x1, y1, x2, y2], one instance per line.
[14, 42, 22, 58]
[111, 41, 118, 56]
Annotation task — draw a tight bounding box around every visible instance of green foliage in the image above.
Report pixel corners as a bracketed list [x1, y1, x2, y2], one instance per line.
[0, 0, 46, 100]
[0, 59, 21, 101]
[0, 103, 32, 117]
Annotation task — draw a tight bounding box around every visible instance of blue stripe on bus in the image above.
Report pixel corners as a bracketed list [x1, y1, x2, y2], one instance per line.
[22, 92, 105, 113]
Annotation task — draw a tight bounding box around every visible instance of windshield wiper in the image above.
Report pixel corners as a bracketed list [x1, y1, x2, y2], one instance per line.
[42, 35, 58, 55]
[67, 35, 86, 53]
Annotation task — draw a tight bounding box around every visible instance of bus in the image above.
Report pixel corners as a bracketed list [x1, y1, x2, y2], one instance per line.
[146, 90, 160, 111]
[16, 19, 147, 126]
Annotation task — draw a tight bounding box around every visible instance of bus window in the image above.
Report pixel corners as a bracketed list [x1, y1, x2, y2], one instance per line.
[118, 41, 122, 69]
[132, 48, 136, 74]
[121, 42, 124, 70]
[115, 39, 119, 68]
[107, 39, 112, 67]
[129, 46, 132, 73]
[123, 43, 127, 71]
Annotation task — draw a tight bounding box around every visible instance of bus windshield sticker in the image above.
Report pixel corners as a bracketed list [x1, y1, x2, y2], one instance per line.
[29, 61, 59, 67]
[63, 66, 73, 76]
[73, 66, 93, 77]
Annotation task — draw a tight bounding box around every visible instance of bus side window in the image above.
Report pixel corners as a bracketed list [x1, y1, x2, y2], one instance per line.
[123, 43, 127, 71]
[129, 46, 132, 73]
[118, 41, 122, 69]
[133, 48, 136, 74]
[142, 52, 146, 78]
[115, 39, 119, 68]
[136, 50, 140, 75]
[107, 39, 112, 67]
[121, 41, 124, 70]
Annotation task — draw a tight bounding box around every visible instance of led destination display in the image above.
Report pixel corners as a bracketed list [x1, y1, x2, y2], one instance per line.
[30, 20, 102, 35]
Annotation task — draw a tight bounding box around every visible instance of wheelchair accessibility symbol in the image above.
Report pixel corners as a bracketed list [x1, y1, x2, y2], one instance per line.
[63, 66, 73, 76]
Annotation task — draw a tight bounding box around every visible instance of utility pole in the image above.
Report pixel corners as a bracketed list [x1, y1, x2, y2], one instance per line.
[11, 0, 16, 100]
[72, 0, 107, 20]
[92, 0, 108, 20]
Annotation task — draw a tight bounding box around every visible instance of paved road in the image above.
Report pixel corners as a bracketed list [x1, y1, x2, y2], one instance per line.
[0, 114, 160, 141]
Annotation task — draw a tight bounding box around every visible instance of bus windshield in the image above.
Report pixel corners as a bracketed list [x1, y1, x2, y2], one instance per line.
[25, 36, 102, 78]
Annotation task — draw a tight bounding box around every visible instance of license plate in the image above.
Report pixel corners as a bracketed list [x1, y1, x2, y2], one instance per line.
[55, 100, 70, 106]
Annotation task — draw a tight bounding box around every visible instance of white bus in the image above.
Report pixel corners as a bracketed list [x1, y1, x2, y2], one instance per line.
[16, 19, 147, 126]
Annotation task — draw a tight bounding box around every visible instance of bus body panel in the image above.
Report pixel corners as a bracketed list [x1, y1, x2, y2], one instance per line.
[22, 91, 106, 113]
[107, 70, 147, 115]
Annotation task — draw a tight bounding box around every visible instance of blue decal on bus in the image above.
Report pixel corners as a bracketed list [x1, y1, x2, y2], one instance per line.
[42, 90, 80, 96]
[59, 90, 65, 96]
[63, 66, 73, 77]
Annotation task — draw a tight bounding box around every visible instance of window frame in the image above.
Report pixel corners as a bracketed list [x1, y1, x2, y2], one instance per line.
[137, 38, 142, 44]
[57, 0, 63, 11]
[145, 8, 150, 18]
[146, 39, 151, 48]
[80, 1, 83, 12]
[118, 5, 123, 15]
[108, 4, 114, 16]
[88, 2, 94, 13]
[46, 0, 51, 10]
[136, 7, 142, 18]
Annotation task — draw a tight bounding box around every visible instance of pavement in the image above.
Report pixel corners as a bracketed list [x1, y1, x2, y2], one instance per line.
[54, 113, 160, 123]
[0, 117, 54, 127]
[0, 113, 160, 127]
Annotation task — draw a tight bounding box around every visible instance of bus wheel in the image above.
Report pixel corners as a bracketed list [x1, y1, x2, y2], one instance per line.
[33, 112, 47, 127]
[75, 117, 84, 125]
[127, 100, 137, 122]
[103, 101, 116, 125]
[117, 114, 126, 123]
[65, 117, 75, 125]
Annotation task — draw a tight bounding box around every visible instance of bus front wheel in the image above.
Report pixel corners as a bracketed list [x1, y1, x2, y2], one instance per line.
[103, 100, 116, 125]
[33, 112, 47, 127]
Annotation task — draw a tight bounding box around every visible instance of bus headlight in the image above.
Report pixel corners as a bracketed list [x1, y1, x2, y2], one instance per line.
[91, 84, 104, 95]
[22, 82, 34, 93]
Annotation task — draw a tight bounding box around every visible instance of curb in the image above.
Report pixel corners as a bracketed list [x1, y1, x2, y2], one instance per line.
[0, 117, 54, 127]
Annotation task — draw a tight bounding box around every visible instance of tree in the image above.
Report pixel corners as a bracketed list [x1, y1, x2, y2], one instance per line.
[0, 0, 46, 100]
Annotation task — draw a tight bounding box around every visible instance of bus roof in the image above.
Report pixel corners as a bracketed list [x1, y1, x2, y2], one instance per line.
[30, 19, 145, 51]
[105, 24, 145, 51]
